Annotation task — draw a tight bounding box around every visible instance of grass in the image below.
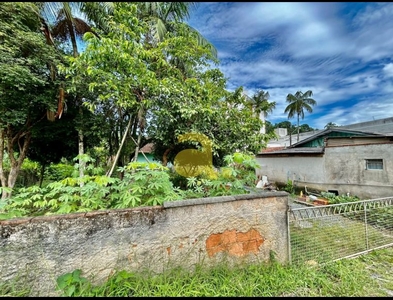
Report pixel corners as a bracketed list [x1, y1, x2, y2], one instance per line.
[2, 247, 393, 297]
[55, 247, 393, 296]
[289, 202, 393, 264]
[0, 279, 31, 297]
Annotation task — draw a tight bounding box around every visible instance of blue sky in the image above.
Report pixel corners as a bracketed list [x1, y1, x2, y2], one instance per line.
[186, 2, 393, 130]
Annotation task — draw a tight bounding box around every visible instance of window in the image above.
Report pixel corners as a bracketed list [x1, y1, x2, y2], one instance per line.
[365, 159, 383, 170]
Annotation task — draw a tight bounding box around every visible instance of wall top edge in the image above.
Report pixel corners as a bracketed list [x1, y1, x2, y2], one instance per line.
[163, 191, 288, 208]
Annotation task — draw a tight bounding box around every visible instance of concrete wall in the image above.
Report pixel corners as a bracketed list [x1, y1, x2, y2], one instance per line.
[0, 192, 288, 296]
[256, 143, 393, 199]
[256, 156, 325, 185]
[324, 143, 393, 198]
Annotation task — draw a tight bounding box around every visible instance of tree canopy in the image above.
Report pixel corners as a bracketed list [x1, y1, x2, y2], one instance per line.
[0, 1, 277, 198]
[284, 90, 317, 142]
[60, 3, 270, 169]
[0, 2, 61, 197]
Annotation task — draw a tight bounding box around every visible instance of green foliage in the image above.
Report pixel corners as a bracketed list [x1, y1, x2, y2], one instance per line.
[26, 101, 81, 169]
[181, 176, 244, 198]
[45, 162, 75, 182]
[113, 161, 181, 208]
[222, 152, 259, 186]
[284, 180, 294, 194]
[150, 86, 271, 167]
[284, 90, 317, 139]
[0, 157, 181, 220]
[56, 269, 90, 297]
[324, 122, 338, 129]
[176, 152, 259, 199]
[12, 157, 40, 188]
[363, 207, 393, 231]
[20, 158, 39, 173]
[320, 192, 360, 204]
[0, 150, 261, 220]
[0, 2, 62, 194]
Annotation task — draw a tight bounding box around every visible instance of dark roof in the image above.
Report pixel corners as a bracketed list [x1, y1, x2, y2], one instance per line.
[288, 128, 383, 148]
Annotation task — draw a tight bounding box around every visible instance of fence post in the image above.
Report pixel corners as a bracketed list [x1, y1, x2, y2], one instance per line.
[364, 202, 369, 250]
[287, 207, 292, 264]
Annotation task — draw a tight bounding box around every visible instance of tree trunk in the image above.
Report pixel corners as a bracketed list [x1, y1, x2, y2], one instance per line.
[67, 16, 86, 186]
[106, 116, 133, 178]
[39, 163, 46, 188]
[78, 105, 85, 187]
[1, 127, 31, 199]
[0, 130, 8, 199]
[162, 148, 172, 166]
[132, 133, 142, 163]
[297, 114, 300, 142]
[7, 164, 22, 192]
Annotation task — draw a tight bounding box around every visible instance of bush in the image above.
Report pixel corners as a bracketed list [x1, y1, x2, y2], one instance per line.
[320, 192, 360, 204]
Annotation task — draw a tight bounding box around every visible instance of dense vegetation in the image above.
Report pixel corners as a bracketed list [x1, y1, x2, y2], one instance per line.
[0, 152, 260, 220]
[0, 2, 320, 218]
[0, 2, 277, 203]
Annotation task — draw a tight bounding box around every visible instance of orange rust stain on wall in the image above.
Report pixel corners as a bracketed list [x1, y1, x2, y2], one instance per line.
[205, 229, 264, 257]
[167, 247, 171, 255]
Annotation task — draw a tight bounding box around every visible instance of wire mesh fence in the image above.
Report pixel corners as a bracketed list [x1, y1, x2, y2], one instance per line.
[288, 197, 393, 265]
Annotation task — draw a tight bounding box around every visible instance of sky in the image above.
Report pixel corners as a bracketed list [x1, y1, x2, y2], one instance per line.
[186, 2, 393, 130]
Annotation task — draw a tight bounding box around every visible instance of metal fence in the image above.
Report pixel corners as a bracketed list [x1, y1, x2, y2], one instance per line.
[287, 197, 393, 265]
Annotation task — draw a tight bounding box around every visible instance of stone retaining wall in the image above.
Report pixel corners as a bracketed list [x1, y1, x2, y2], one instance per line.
[0, 192, 288, 296]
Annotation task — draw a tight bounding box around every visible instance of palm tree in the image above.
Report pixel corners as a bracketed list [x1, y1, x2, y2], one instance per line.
[137, 2, 217, 58]
[249, 90, 276, 134]
[128, 2, 218, 163]
[284, 90, 316, 142]
[38, 2, 113, 183]
[41, 2, 217, 175]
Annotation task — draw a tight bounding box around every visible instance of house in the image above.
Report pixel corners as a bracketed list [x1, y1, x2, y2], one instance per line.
[137, 143, 156, 163]
[268, 129, 320, 148]
[266, 116, 393, 148]
[256, 127, 393, 199]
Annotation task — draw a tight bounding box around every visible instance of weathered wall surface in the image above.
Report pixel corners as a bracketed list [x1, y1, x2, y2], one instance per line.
[256, 156, 325, 185]
[256, 144, 393, 199]
[0, 192, 288, 296]
[323, 144, 393, 198]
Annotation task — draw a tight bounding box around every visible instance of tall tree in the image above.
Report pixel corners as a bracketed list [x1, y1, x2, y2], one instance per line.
[61, 3, 266, 174]
[38, 2, 113, 183]
[248, 90, 276, 134]
[284, 90, 316, 142]
[59, 2, 176, 177]
[127, 2, 218, 162]
[0, 2, 61, 198]
[149, 82, 270, 167]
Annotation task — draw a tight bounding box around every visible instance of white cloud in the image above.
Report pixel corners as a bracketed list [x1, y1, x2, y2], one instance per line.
[383, 63, 393, 78]
[187, 2, 393, 129]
